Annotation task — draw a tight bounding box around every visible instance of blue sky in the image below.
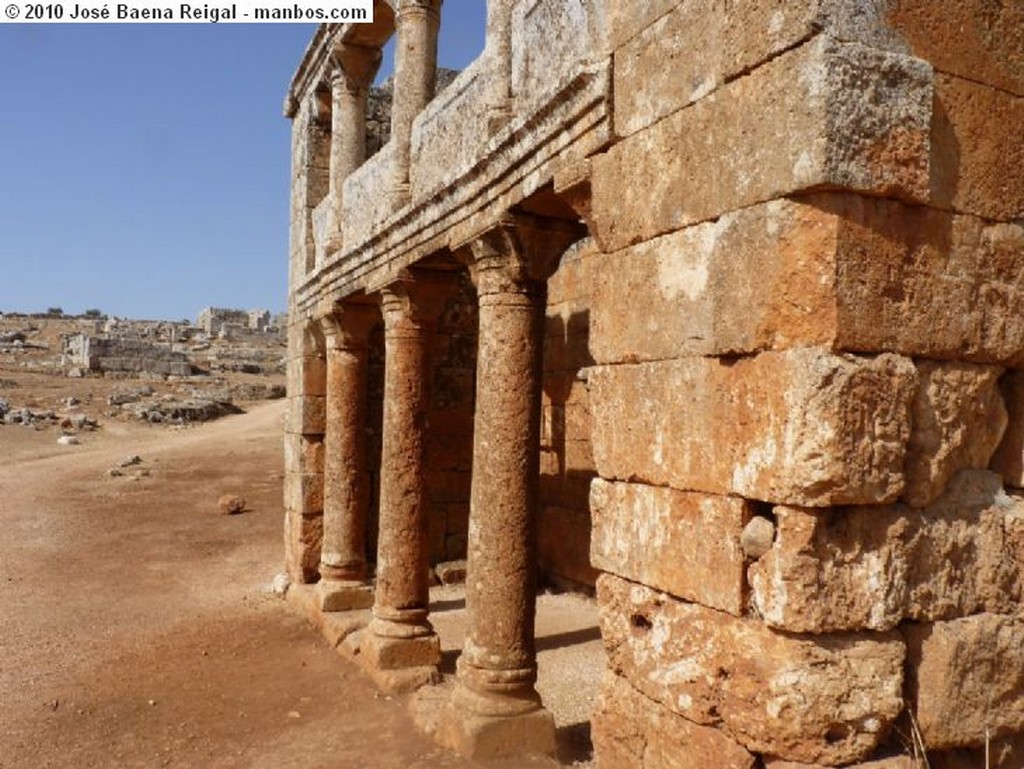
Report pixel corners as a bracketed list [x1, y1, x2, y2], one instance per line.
[0, 13, 486, 321]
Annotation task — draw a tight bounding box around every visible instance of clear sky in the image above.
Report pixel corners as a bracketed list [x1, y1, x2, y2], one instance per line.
[0, 12, 486, 322]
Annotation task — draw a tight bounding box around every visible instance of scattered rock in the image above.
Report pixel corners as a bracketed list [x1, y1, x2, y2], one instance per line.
[64, 397, 80, 407]
[270, 572, 290, 595]
[217, 494, 246, 515]
[740, 516, 775, 559]
[57, 435, 80, 446]
[119, 455, 143, 468]
[107, 468, 124, 478]
[66, 368, 83, 378]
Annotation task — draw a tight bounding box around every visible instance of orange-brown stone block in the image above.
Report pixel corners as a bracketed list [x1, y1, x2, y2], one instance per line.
[903, 361, 1006, 508]
[598, 574, 905, 765]
[904, 612, 1024, 750]
[590, 348, 917, 506]
[931, 74, 1024, 221]
[590, 479, 752, 615]
[592, 36, 931, 251]
[592, 671, 756, 769]
[750, 471, 1022, 633]
[886, 0, 1024, 95]
[992, 371, 1024, 489]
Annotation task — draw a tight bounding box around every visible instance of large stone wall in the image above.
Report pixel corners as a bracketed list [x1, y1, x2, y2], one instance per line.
[586, 3, 1024, 767]
[283, 2, 1024, 765]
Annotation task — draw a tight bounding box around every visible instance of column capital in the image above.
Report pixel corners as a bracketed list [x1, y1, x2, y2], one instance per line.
[380, 270, 458, 333]
[396, 0, 442, 20]
[461, 213, 585, 295]
[330, 42, 383, 98]
[317, 299, 379, 350]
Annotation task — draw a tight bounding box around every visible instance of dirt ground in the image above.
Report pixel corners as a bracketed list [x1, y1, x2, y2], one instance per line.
[0, 359, 602, 768]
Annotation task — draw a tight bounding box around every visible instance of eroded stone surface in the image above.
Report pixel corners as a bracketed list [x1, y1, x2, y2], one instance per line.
[750, 470, 1023, 633]
[598, 574, 905, 765]
[905, 613, 1024, 750]
[593, 35, 931, 251]
[903, 361, 1006, 508]
[590, 348, 917, 506]
[590, 479, 751, 615]
[592, 671, 756, 769]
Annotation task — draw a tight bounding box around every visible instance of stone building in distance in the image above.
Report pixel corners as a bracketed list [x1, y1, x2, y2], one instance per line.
[283, 2, 1024, 766]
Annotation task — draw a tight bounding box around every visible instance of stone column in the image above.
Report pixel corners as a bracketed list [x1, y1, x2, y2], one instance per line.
[326, 44, 382, 253]
[442, 216, 582, 760]
[316, 300, 379, 612]
[486, 0, 512, 132]
[389, 0, 442, 206]
[360, 273, 452, 692]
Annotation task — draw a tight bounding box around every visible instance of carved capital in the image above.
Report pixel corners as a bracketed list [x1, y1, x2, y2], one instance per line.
[380, 269, 458, 335]
[317, 298, 379, 350]
[396, 0, 442, 22]
[464, 213, 584, 297]
[330, 43, 383, 99]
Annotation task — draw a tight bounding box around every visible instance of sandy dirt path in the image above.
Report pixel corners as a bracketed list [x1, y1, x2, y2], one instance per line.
[0, 401, 485, 769]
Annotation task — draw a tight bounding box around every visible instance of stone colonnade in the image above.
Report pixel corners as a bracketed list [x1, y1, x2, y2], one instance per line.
[310, 214, 583, 757]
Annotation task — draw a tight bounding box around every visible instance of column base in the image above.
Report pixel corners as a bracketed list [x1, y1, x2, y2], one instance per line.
[316, 579, 374, 613]
[439, 698, 557, 760]
[359, 627, 441, 694]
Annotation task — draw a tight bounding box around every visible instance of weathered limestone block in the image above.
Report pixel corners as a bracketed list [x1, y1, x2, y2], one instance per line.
[284, 509, 323, 583]
[614, 0, 913, 137]
[886, 0, 1024, 96]
[511, 0, 604, 117]
[931, 74, 1024, 221]
[765, 758, 915, 769]
[285, 394, 326, 436]
[286, 357, 327, 397]
[590, 479, 752, 615]
[591, 196, 1024, 366]
[904, 613, 1024, 750]
[750, 470, 1022, 633]
[903, 361, 1006, 508]
[592, 671, 756, 769]
[598, 574, 905, 765]
[830, 202, 1024, 365]
[284, 470, 324, 514]
[410, 60, 489, 204]
[590, 348, 917, 506]
[589, 198, 837, 364]
[992, 371, 1024, 488]
[283, 433, 324, 476]
[592, 35, 931, 251]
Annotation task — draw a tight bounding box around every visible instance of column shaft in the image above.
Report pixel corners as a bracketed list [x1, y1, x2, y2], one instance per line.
[457, 263, 547, 716]
[486, 0, 512, 129]
[390, 0, 441, 203]
[361, 275, 453, 692]
[317, 303, 378, 612]
[375, 288, 432, 623]
[328, 45, 381, 251]
[442, 216, 581, 760]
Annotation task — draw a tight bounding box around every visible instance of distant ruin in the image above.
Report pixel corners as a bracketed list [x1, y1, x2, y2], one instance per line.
[283, 3, 1024, 767]
[64, 334, 193, 377]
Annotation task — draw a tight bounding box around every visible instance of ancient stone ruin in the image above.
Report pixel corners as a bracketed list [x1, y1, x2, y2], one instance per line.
[283, 2, 1024, 766]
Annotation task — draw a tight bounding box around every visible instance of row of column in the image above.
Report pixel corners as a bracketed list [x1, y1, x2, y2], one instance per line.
[322, 0, 442, 254]
[311, 215, 581, 759]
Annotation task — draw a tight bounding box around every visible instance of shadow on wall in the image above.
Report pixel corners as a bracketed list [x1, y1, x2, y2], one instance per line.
[541, 308, 599, 590]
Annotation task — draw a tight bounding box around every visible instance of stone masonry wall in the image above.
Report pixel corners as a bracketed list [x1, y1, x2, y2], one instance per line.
[587, 2, 1024, 767]
[540, 237, 600, 588]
